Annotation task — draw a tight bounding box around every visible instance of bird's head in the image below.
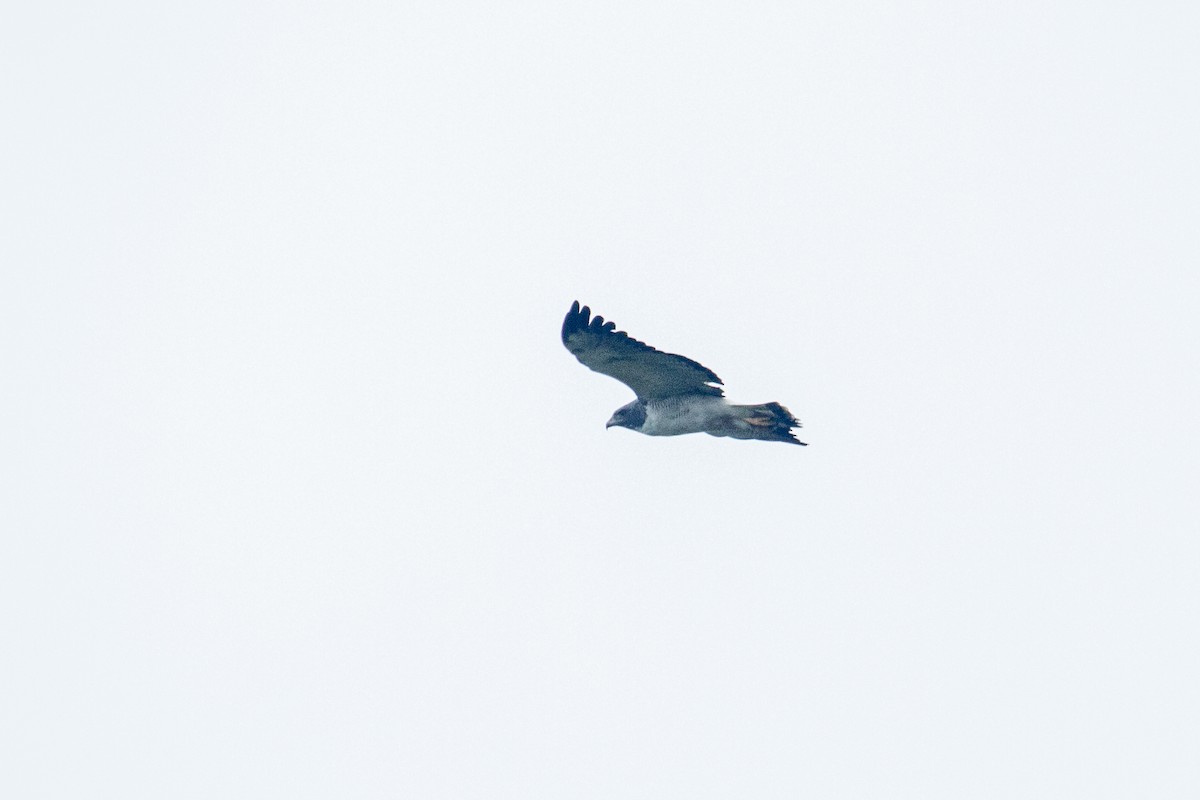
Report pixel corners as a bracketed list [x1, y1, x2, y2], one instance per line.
[606, 400, 647, 431]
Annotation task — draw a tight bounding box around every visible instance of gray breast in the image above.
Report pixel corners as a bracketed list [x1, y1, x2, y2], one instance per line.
[642, 396, 726, 436]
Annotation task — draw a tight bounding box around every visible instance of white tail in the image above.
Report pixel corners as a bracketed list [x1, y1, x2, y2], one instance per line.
[726, 402, 806, 445]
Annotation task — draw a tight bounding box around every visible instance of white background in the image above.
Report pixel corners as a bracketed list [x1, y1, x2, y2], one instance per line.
[4, 2, 1198, 797]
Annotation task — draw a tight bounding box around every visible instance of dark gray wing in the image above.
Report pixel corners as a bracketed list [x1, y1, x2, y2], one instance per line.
[561, 301, 724, 399]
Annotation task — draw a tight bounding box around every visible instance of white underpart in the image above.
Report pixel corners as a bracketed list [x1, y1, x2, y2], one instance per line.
[639, 396, 731, 436]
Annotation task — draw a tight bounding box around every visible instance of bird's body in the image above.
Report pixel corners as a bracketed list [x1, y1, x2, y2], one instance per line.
[640, 396, 722, 437]
[562, 302, 806, 446]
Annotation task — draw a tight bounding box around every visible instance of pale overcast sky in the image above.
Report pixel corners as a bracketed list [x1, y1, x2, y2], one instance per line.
[4, 2, 1199, 798]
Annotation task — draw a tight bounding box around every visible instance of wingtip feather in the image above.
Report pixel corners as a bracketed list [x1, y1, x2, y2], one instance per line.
[562, 300, 589, 345]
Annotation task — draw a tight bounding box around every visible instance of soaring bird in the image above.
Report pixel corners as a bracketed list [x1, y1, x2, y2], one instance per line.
[561, 301, 806, 446]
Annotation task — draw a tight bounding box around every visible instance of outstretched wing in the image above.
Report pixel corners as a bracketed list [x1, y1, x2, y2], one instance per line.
[561, 301, 724, 399]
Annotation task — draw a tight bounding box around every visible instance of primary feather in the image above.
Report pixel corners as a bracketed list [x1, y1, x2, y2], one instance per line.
[561, 301, 724, 399]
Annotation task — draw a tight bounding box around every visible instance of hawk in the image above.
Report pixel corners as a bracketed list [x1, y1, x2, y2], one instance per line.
[562, 301, 807, 446]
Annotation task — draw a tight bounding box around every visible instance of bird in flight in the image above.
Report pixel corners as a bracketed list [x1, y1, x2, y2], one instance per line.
[562, 301, 807, 446]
